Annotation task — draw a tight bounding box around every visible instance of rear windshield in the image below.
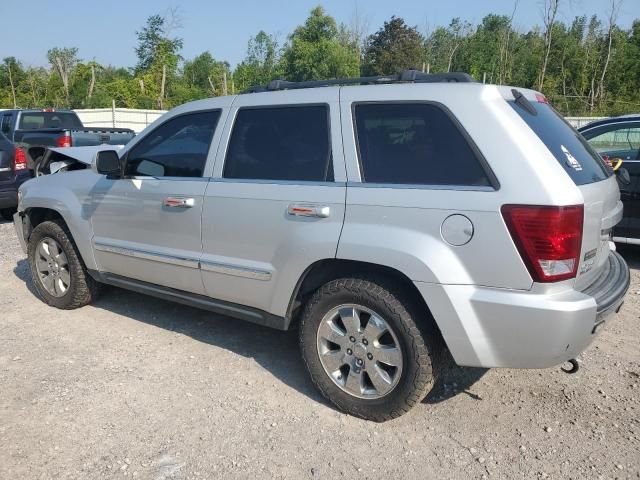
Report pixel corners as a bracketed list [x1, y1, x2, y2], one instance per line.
[18, 112, 82, 130]
[509, 100, 612, 185]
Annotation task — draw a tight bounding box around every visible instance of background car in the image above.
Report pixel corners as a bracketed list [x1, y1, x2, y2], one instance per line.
[579, 115, 640, 245]
[0, 130, 30, 221]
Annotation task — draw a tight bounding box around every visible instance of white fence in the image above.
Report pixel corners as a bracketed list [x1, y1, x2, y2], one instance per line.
[75, 108, 167, 133]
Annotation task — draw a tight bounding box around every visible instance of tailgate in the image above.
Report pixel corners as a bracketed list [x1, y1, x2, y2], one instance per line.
[575, 175, 623, 290]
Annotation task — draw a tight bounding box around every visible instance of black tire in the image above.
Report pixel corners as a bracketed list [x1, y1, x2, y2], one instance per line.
[27, 219, 100, 309]
[1, 208, 16, 221]
[299, 276, 441, 422]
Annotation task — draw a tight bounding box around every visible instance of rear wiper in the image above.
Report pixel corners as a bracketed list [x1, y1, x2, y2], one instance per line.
[511, 89, 537, 116]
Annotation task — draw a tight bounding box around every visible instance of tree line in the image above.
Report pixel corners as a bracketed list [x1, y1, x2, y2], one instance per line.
[1, 3, 638, 116]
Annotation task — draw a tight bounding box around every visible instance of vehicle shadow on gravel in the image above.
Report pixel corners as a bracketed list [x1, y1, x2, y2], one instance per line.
[13, 257, 491, 410]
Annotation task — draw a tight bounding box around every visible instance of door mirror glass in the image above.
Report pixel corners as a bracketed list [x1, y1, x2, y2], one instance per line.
[616, 167, 631, 186]
[135, 159, 165, 177]
[93, 150, 122, 177]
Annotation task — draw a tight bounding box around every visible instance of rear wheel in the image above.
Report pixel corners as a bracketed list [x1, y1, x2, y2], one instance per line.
[300, 276, 440, 421]
[27, 220, 100, 309]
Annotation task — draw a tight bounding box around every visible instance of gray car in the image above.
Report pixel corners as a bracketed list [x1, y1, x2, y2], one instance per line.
[13, 72, 630, 421]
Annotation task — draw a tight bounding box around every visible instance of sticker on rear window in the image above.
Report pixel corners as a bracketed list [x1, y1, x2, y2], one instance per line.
[561, 145, 582, 171]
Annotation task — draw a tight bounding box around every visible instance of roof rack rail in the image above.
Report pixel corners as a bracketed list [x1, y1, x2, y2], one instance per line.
[242, 70, 475, 93]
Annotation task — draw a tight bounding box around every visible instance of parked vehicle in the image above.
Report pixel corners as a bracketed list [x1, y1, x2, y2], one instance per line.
[13, 72, 630, 421]
[579, 115, 640, 245]
[0, 131, 30, 220]
[0, 109, 135, 172]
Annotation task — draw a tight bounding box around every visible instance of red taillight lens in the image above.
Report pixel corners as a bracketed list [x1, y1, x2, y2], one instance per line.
[13, 147, 27, 171]
[501, 205, 584, 282]
[56, 134, 72, 147]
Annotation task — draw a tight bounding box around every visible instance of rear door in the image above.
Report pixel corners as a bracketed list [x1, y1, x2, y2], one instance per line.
[510, 100, 620, 289]
[0, 132, 14, 182]
[90, 109, 223, 294]
[200, 89, 346, 317]
[581, 121, 640, 243]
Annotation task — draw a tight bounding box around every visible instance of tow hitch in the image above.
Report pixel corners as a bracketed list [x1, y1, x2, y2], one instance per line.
[561, 358, 580, 374]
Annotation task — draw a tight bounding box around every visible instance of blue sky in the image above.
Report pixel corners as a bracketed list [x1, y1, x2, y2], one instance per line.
[1, 0, 637, 69]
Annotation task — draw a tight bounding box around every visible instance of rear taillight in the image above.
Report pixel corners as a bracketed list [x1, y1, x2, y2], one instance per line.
[501, 205, 584, 283]
[13, 147, 27, 171]
[56, 134, 72, 147]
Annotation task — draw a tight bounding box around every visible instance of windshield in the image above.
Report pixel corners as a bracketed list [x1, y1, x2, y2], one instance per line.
[509, 100, 612, 185]
[18, 112, 83, 130]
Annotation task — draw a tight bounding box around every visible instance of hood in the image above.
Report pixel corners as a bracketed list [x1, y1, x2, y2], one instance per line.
[48, 144, 124, 166]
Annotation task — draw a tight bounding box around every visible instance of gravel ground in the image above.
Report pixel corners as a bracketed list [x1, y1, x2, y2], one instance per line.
[0, 218, 639, 480]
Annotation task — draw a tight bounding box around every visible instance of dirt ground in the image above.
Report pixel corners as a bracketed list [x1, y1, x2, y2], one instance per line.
[0, 218, 638, 480]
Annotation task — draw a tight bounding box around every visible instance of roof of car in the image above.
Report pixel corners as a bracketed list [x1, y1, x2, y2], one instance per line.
[578, 114, 640, 131]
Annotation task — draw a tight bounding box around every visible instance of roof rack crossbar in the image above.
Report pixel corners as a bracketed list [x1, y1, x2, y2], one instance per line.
[243, 70, 475, 93]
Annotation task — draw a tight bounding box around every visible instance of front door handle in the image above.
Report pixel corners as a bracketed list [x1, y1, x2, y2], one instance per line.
[164, 197, 195, 208]
[287, 203, 330, 218]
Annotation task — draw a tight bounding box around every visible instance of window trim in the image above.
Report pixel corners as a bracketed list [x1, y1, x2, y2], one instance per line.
[122, 108, 222, 179]
[221, 103, 335, 184]
[351, 100, 500, 191]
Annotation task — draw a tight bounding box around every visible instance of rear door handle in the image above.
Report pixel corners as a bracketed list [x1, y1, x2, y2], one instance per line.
[287, 203, 330, 218]
[164, 197, 195, 208]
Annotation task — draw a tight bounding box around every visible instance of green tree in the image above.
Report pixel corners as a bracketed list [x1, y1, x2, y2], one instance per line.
[46, 47, 78, 106]
[362, 16, 424, 75]
[281, 6, 359, 81]
[234, 31, 281, 90]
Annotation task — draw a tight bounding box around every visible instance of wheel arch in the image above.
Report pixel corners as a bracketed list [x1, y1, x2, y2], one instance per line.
[287, 259, 444, 342]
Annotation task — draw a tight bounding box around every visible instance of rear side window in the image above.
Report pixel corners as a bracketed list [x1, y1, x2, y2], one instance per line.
[509, 101, 611, 185]
[223, 105, 332, 182]
[125, 110, 220, 177]
[353, 103, 491, 187]
[1, 115, 12, 135]
[18, 112, 83, 130]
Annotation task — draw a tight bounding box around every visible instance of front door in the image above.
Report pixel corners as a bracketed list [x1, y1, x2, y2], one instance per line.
[90, 110, 222, 294]
[200, 90, 346, 318]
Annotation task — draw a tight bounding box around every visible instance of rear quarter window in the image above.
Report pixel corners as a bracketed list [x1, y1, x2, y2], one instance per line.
[509, 100, 612, 185]
[353, 103, 493, 187]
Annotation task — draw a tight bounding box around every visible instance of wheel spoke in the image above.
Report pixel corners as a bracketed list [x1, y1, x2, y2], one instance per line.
[47, 239, 60, 257]
[39, 242, 52, 261]
[374, 345, 402, 367]
[344, 367, 363, 396]
[320, 350, 346, 373]
[55, 251, 68, 268]
[363, 314, 387, 342]
[367, 366, 394, 395]
[318, 320, 347, 347]
[41, 274, 55, 293]
[59, 268, 71, 287]
[36, 257, 50, 274]
[339, 307, 361, 334]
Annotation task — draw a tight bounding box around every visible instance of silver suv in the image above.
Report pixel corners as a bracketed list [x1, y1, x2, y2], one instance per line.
[13, 72, 630, 421]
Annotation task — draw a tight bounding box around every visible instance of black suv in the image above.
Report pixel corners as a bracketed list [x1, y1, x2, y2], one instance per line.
[580, 115, 640, 245]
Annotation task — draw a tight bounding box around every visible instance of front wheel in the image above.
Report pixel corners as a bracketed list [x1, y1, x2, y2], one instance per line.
[299, 276, 440, 421]
[27, 219, 100, 309]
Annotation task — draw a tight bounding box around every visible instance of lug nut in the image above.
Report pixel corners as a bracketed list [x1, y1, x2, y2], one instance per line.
[349, 336, 356, 343]
[356, 358, 364, 366]
[346, 348, 353, 355]
[362, 339, 368, 346]
[367, 353, 373, 360]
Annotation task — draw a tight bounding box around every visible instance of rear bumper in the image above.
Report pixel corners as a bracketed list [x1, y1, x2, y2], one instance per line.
[416, 251, 630, 369]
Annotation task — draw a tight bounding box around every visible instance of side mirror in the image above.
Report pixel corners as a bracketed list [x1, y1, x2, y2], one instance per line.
[92, 150, 122, 177]
[616, 167, 631, 186]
